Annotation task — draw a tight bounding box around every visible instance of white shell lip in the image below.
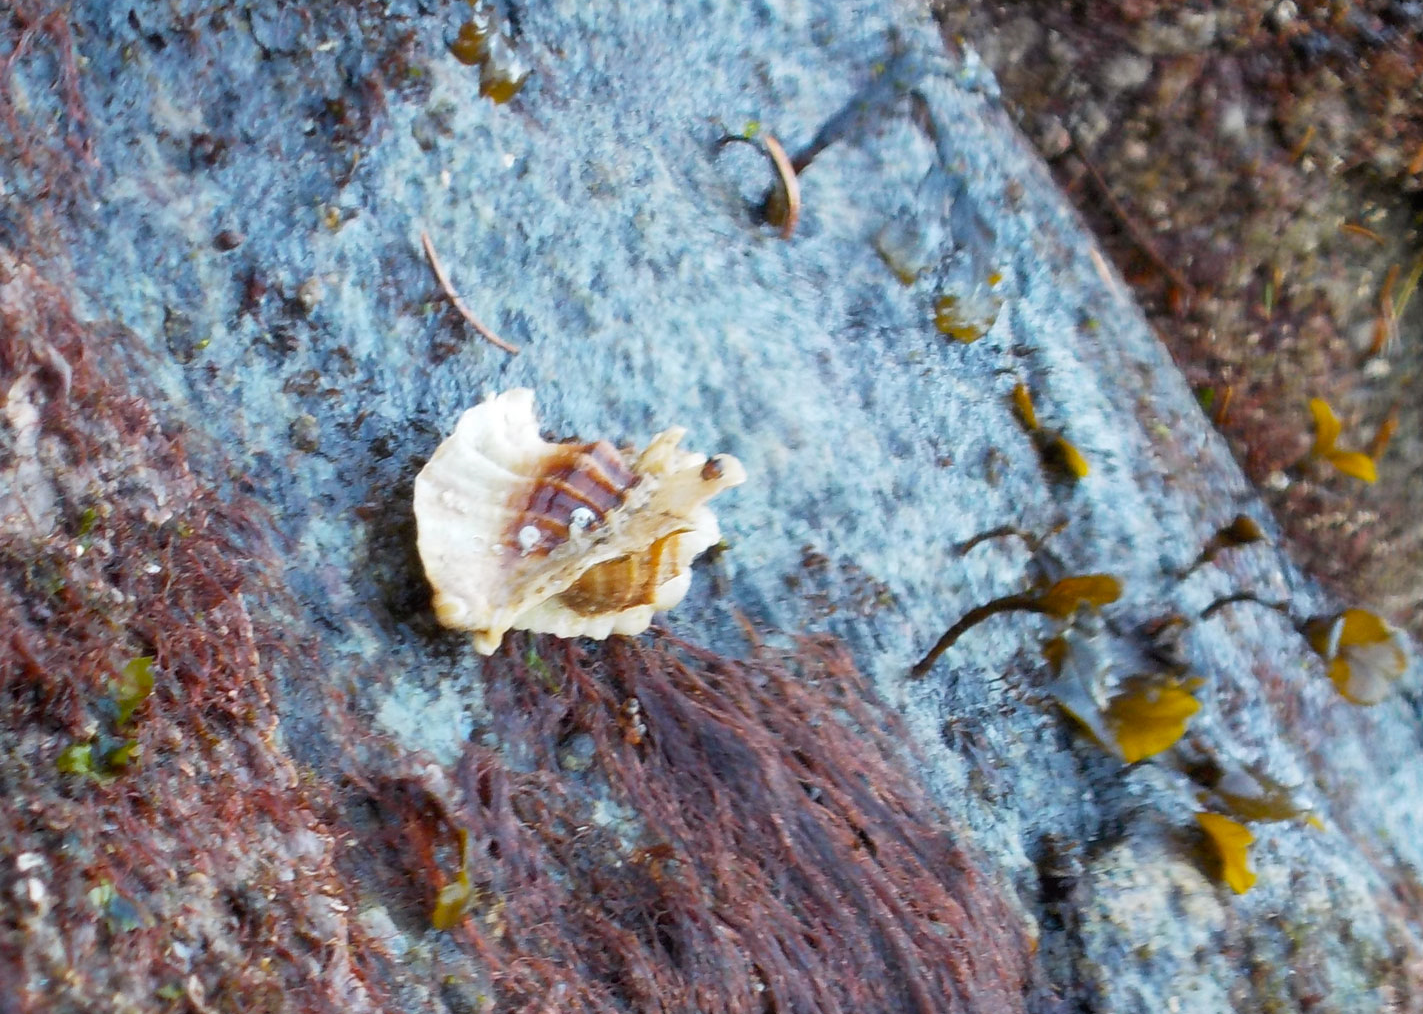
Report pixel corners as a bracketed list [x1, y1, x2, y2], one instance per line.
[413, 388, 746, 654]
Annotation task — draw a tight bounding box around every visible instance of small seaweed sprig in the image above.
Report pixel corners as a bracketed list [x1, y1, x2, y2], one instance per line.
[1302, 397, 1377, 483]
[1042, 623, 1202, 765]
[1175, 514, 1266, 578]
[1189, 763, 1323, 896]
[55, 655, 154, 781]
[911, 572, 1120, 678]
[1196, 813, 1256, 894]
[431, 827, 480, 931]
[1200, 594, 1408, 707]
[1012, 383, 1090, 481]
[1303, 608, 1410, 706]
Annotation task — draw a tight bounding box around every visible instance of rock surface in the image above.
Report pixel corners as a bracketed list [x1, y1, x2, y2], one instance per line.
[3, 0, 1421, 1011]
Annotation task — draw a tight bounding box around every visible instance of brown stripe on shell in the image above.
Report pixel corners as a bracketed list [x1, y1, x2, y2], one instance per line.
[510, 440, 639, 554]
[555, 532, 683, 614]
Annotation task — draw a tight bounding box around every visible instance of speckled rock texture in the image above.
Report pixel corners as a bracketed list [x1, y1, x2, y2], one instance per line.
[2, 1, 1421, 1012]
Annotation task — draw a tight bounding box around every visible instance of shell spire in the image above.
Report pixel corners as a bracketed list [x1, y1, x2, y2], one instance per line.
[413, 389, 746, 654]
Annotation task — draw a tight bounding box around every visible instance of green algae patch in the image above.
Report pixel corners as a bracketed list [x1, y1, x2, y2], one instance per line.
[114, 655, 155, 725]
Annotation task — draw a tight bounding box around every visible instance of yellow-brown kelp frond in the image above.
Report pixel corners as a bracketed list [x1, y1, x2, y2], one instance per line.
[1045, 632, 1199, 764]
[1196, 763, 1316, 825]
[1102, 678, 1201, 764]
[1011, 383, 1091, 480]
[1196, 813, 1257, 894]
[430, 828, 478, 931]
[1305, 608, 1409, 705]
[449, 3, 530, 105]
[1184, 514, 1266, 574]
[1307, 398, 1377, 483]
[1011, 382, 1039, 431]
[1035, 574, 1122, 619]
[1043, 434, 1091, 479]
[912, 573, 1122, 678]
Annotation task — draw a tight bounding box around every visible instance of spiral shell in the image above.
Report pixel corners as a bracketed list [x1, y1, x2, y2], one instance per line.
[414, 389, 746, 654]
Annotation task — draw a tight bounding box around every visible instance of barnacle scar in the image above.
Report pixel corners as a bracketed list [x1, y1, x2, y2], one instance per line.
[413, 388, 746, 654]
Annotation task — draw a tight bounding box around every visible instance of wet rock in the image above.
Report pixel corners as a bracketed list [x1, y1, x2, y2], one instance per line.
[3, 1, 1420, 1012]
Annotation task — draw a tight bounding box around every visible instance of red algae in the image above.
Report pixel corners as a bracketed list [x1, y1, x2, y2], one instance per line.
[0, 1, 93, 242]
[350, 632, 1032, 1014]
[0, 255, 383, 1013]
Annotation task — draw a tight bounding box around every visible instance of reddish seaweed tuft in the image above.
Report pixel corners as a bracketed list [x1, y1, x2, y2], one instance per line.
[349, 631, 1032, 1014]
[1, 256, 384, 1013]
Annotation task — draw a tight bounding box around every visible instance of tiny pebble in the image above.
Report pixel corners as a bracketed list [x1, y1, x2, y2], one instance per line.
[16, 853, 44, 873]
[297, 277, 324, 314]
[289, 413, 321, 453]
[558, 733, 597, 773]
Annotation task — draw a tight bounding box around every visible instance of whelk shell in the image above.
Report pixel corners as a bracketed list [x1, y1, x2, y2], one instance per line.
[414, 389, 746, 654]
